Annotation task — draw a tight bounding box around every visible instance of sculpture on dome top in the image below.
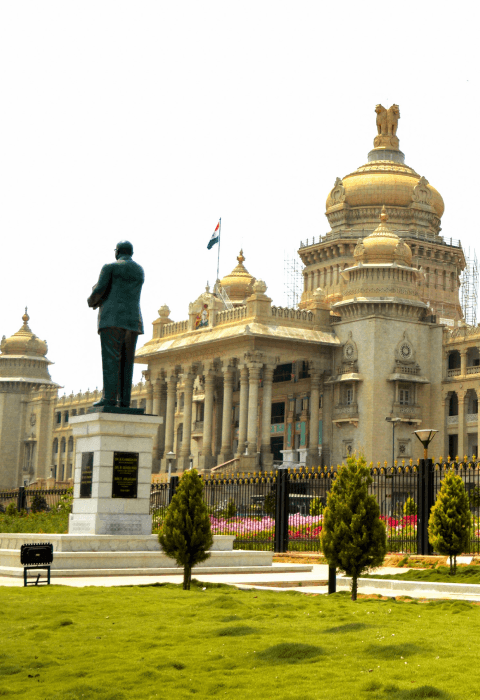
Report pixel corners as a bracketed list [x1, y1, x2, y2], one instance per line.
[387, 104, 400, 136]
[375, 104, 400, 136]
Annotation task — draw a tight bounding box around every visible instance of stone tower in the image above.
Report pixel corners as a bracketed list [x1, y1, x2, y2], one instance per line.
[0, 310, 59, 488]
[299, 104, 465, 323]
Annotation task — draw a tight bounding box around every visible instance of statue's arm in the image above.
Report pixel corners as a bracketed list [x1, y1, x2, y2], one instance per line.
[87, 264, 112, 310]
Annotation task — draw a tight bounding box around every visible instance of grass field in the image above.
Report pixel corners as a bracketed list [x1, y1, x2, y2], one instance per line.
[362, 565, 480, 584]
[2, 582, 480, 699]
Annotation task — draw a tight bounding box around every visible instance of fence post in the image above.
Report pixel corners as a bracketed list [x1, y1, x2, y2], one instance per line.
[328, 565, 336, 594]
[17, 486, 25, 512]
[274, 470, 289, 553]
[417, 459, 434, 555]
[168, 476, 179, 504]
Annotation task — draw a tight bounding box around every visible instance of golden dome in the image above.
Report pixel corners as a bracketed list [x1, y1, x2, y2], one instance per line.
[0, 309, 48, 357]
[219, 251, 256, 302]
[325, 105, 444, 232]
[327, 163, 444, 218]
[354, 206, 412, 266]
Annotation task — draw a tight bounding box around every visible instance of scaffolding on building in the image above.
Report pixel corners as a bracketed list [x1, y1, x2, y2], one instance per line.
[284, 253, 304, 308]
[460, 247, 478, 327]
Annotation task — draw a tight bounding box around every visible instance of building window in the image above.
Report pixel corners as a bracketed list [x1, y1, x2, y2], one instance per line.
[61, 438, 66, 453]
[64, 411, 69, 424]
[449, 393, 458, 416]
[53, 439, 58, 454]
[399, 384, 410, 405]
[271, 402, 285, 425]
[273, 363, 293, 383]
[55, 412, 61, 425]
[345, 386, 354, 405]
[68, 437, 74, 452]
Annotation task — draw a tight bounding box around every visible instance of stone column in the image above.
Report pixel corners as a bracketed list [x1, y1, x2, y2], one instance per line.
[179, 371, 195, 468]
[476, 390, 480, 460]
[236, 365, 249, 456]
[151, 377, 164, 472]
[200, 368, 215, 470]
[145, 380, 153, 415]
[163, 373, 177, 458]
[247, 363, 262, 454]
[219, 364, 235, 464]
[458, 391, 466, 461]
[461, 350, 468, 377]
[307, 369, 321, 466]
[260, 364, 275, 468]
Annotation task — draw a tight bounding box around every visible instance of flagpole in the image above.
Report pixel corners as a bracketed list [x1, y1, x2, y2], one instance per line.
[216, 217, 222, 292]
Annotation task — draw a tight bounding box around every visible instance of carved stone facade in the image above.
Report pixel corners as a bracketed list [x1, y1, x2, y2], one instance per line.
[0, 106, 479, 488]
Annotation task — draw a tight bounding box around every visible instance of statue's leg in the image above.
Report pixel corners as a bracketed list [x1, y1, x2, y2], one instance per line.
[98, 328, 122, 406]
[119, 331, 138, 408]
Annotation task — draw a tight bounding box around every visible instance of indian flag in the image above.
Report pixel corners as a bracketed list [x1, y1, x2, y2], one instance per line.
[207, 220, 220, 250]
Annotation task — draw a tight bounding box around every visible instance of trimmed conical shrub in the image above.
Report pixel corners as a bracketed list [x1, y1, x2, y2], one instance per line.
[403, 496, 417, 516]
[321, 455, 387, 601]
[159, 470, 213, 590]
[428, 470, 470, 575]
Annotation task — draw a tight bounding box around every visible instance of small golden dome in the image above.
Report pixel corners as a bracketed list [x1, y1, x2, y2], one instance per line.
[219, 250, 256, 302]
[0, 309, 48, 357]
[355, 207, 412, 266]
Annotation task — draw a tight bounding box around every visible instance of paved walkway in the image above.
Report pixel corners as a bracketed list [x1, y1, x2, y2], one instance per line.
[3, 564, 480, 602]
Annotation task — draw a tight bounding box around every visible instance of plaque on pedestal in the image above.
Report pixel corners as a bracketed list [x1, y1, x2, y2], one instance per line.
[112, 451, 139, 499]
[80, 452, 93, 498]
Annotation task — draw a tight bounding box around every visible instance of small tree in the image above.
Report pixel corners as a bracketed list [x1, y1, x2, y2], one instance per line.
[321, 455, 387, 601]
[159, 470, 213, 590]
[309, 497, 323, 516]
[403, 496, 417, 516]
[428, 470, 470, 575]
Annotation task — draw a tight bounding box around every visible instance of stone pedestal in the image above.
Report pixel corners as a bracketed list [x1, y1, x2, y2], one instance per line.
[68, 412, 162, 536]
[280, 449, 297, 466]
[298, 448, 308, 466]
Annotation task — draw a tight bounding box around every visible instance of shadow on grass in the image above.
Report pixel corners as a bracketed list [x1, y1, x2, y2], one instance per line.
[361, 680, 450, 698]
[364, 643, 425, 660]
[217, 625, 258, 637]
[324, 622, 370, 634]
[257, 643, 323, 664]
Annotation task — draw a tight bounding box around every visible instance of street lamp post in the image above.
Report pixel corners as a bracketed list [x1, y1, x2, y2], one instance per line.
[413, 429, 438, 459]
[413, 429, 438, 556]
[386, 417, 401, 466]
[166, 451, 175, 480]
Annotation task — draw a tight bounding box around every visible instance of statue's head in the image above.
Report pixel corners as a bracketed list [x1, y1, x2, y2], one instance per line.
[115, 240, 134, 259]
[375, 104, 385, 114]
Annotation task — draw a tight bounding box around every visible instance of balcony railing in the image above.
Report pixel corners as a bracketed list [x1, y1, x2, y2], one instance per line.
[447, 368, 461, 378]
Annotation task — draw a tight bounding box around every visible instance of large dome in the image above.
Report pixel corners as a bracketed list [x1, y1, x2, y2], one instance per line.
[325, 105, 444, 236]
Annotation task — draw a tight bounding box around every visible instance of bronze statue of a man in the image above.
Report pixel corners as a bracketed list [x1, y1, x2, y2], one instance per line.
[88, 240, 144, 408]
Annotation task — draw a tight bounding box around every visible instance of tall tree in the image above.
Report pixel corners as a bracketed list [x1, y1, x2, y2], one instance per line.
[159, 470, 213, 590]
[321, 456, 387, 601]
[428, 470, 470, 575]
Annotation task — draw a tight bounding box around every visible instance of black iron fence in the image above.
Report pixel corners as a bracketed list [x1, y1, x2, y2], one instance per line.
[4, 460, 480, 555]
[0, 487, 70, 513]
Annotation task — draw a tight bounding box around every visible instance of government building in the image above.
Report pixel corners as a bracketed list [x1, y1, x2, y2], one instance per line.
[1, 105, 478, 488]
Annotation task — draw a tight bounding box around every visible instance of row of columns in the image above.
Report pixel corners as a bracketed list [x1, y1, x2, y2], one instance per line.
[146, 359, 324, 471]
[444, 389, 480, 459]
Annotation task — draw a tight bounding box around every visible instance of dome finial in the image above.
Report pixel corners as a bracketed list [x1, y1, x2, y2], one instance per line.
[380, 205, 388, 223]
[22, 307, 30, 326]
[237, 249, 245, 265]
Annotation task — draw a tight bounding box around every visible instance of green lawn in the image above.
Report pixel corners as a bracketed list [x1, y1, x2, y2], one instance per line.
[2, 582, 480, 699]
[363, 565, 480, 584]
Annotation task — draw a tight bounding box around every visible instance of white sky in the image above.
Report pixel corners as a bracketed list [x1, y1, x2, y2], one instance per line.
[0, 1, 478, 396]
